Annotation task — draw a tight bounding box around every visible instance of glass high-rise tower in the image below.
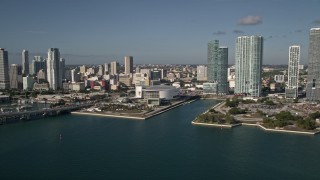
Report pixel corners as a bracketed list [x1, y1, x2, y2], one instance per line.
[207, 40, 228, 94]
[306, 28, 320, 101]
[235, 36, 263, 97]
[22, 49, 29, 75]
[0, 48, 10, 89]
[286, 45, 300, 98]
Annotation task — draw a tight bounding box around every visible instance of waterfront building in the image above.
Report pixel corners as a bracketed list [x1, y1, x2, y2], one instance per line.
[207, 40, 228, 94]
[235, 36, 263, 97]
[306, 28, 320, 101]
[23, 76, 34, 90]
[22, 49, 29, 75]
[286, 45, 300, 98]
[203, 82, 218, 94]
[37, 69, 46, 83]
[110, 61, 119, 75]
[135, 85, 180, 105]
[124, 56, 133, 75]
[33, 82, 49, 91]
[69, 82, 85, 91]
[197, 65, 207, 81]
[59, 58, 66, 81]
[31, 56, 46, 75]
[0, 48, 10, 89]
[47, 48, 61, 90]
[9, 64, 22, 89]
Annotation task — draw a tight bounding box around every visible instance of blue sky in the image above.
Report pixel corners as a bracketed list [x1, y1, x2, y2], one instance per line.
[0, 0, 319, 65]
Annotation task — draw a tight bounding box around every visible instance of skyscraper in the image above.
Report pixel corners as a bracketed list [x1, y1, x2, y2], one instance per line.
[207, 40, 228, 94]
[235, 36, 263, 97]
[104, 63, 109, 75]
[59, 58, 65, 81]
[22, 49, 29, 75]
[286, 45, 300, 98]
[47, 48, 61, 90]
[196, 65, 207, 81]
[124, 56, 133, 74]
[31, 56, 46, 75]
[0, 48, 10, 89]
[97, 65, 104, 76]
[9, 64, 21, 89]
[110, 61, 119, 75]
[306, 28, 320, 101]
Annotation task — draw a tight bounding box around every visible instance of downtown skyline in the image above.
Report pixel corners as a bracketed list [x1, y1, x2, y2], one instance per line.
[0, 0, 320, 65]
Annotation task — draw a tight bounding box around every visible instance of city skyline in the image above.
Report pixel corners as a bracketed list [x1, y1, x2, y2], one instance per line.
[0, 0, 319, 65]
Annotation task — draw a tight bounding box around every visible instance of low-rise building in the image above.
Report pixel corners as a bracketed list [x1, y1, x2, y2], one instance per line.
[33, 82, 50, 91]
[135, 85, 180, 105]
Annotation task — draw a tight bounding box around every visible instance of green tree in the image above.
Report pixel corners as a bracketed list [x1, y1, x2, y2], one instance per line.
[225, 114, 236, 124]
[225, 98, 239, 107]
[265, 100, 275, 105]
[275, 111, 294, 121]
[309, 111, 320, 120]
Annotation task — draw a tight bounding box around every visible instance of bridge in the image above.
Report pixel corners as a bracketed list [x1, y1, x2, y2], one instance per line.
[0, 103, 94, 125]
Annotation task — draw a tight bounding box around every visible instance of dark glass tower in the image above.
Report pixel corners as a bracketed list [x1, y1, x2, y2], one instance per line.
[207, 40, 228, 94]
[306, 28, 320, 101]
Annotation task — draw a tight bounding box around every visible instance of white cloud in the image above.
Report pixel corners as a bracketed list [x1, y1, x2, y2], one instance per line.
[238, 16, 262, 25]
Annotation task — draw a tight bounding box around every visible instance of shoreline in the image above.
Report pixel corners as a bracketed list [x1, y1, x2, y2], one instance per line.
[191, 121, 241, 128]
[242, 123, 320, 135]
[191, 121, 320, 135]
[72, 97, 201, 120]
[71, 111, 146, 120]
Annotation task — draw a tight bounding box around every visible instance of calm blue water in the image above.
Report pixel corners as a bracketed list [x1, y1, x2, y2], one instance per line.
[0, 100, 319, 180]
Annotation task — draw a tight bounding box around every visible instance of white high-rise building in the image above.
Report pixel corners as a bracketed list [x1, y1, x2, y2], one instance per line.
[22, 49, 29, 75]
[47, 48, 61, 90]
[235, 36, 263, 97]
[286, 45, 300, 98]
[0, 48, 10, 89]
[196, 65, 207, 81]
[97, 65, 104, 76]
[124, 56, 133, 74]
[110, 61, 119, 75]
